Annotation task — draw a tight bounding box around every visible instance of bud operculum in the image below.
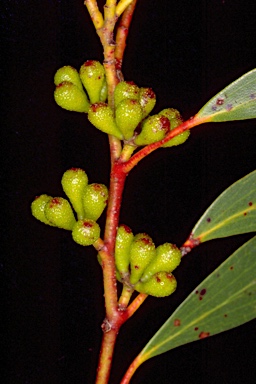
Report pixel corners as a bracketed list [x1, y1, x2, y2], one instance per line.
[115, 225, 134, 278]
[138, 87, 156, 119]
[134, 115, 170, 146]
[44, 197, 76, 230]
[114, 81, 140, 107]
[31, 194, 55, 226]
[129, 233, 156, 284]
[88, 103, 123, 139]
[54, 81, 90, 113]
[159, 108, 190, 147]
[140, 243, 181, 282]
[54, 66, 83, 91]
[61, 168, 88, 220]
[115, 99, 143, 140]
[82, 183, 109, 221]
[72, 219, 101, 246]
[79, 60, 105, 104]
[135, 272, 177, 297]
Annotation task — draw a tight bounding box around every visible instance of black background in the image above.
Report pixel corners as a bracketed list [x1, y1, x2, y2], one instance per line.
[2, 1, 256, 383]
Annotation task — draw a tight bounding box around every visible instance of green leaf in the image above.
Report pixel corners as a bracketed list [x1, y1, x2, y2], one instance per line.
[190, 170, 256, 243]
[196, 68, 256, 122]
[139, 236, 256, 362]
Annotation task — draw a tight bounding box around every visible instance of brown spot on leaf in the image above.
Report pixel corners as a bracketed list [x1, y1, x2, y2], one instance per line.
[216, 97, 225, 105]
[199, 332, 210, 339]
[174, 319, 181, 326]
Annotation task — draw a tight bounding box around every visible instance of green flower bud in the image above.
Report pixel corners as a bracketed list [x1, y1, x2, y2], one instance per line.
[115, 225, 134, 277]
[54, 66, 83, 91]
[115, 99, 143, 140]
[72, 219, 100, 246]
[82, 183, 108, 221]
[134, 115, 170, 146]
[44, 197, 76, 230]
[140, 243, 181, 283]
[99, 78, 108, 102]
[79, 60, 105, 104]
[31, 194, 55, 226]
[138, 87, 156, 119]
[88, 103, 123, 139]
[129, 233, 156, 285]
[61, 168, 88, 219]
[135, 272, 177, 297]
[159, 108, 190, 147]
[54, 81, 90, 113]
[162, 129, 190, 147]
[159, 108, 181, 126]
[114, 81, 140, 107]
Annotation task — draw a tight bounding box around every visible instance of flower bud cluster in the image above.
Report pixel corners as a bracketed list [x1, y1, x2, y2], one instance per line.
[53, 61, 190, 147]
[115, 225, 182, 297]
[31, 168, 108, 246]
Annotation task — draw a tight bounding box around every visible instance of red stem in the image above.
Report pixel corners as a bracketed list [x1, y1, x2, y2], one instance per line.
[123, 116, 208, 173]
[95, 160, 127, 384]
[115, 0, 138, 72]
[120, 353, 145, 384]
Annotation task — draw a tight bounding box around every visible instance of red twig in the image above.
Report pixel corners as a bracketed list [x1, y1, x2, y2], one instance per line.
[115, 0, 138, 72]
[120, 352, 145, 384]
[126, 292, 148, 318]
[123, 116, 208, 173]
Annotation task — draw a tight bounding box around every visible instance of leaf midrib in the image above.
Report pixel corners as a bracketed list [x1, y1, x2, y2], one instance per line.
[142, 279, 256, 360]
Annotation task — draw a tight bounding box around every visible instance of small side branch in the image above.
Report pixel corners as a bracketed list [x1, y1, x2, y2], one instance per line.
[116, 0, 135, 17]
[126, 293, 148, 318]
[84, 0, 104, 29]
[115, 0, 137, 71]
[123, 116, 208, 173]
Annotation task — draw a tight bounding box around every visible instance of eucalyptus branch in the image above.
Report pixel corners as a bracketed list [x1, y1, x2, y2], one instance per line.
[32, 2, 256, 383]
